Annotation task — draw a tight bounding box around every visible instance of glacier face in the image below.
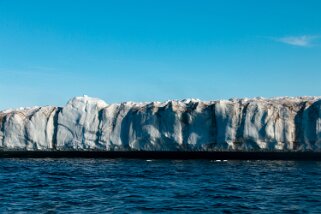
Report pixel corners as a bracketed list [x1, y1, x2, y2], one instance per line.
[1, 96, 321, 151]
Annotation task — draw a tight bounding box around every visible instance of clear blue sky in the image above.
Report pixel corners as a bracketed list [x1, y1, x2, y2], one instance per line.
[1, 0, 321, 109]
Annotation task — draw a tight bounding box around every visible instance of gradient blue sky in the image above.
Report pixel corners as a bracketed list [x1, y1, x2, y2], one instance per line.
[1, 0, 321, 109]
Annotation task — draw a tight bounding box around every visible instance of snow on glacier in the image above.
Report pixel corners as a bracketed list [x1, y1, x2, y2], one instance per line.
[1, 95, 321, 151]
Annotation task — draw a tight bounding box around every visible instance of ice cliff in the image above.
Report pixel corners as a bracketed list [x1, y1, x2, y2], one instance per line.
[1, 96, 321, 151]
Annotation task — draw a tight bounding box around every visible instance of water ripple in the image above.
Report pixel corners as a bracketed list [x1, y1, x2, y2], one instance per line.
[1, 159, 321, 213]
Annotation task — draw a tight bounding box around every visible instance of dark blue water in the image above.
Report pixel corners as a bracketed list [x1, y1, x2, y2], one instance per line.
[1, 159, 321, 213]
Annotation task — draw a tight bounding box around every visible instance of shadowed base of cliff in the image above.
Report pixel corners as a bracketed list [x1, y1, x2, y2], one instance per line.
[0, 150, 321, 160]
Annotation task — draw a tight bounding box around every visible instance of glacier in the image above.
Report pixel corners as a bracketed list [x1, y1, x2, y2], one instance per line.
[1, 95, 321, 151]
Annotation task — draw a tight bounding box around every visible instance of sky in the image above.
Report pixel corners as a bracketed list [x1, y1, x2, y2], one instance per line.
[0, 0, 321, 110]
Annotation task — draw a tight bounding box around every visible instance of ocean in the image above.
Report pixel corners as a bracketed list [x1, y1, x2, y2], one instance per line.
[1, 159, 321, 213]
